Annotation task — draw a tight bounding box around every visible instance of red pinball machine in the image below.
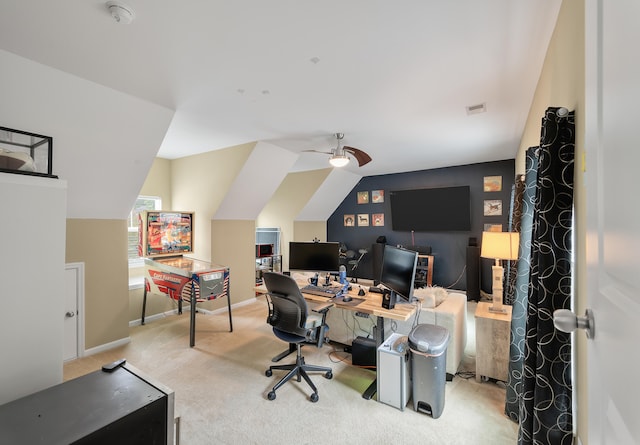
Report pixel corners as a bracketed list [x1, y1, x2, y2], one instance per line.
[139, 211, 232, 347]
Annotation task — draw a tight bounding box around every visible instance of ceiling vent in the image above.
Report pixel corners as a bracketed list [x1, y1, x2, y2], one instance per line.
[466, 103, 487, 115]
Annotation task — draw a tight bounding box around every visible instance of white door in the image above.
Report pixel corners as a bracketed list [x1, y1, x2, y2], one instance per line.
[64, 263, 84, 361]
[585, 1, 640, 443]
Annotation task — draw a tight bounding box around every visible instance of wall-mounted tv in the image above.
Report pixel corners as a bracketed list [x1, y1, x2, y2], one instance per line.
[389, 186, 471, 232]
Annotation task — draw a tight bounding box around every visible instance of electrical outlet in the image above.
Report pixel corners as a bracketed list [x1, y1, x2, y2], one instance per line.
[355, 311, 369, 318]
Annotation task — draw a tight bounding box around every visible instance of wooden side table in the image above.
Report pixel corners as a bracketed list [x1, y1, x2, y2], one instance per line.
[475, 301, 512, 382]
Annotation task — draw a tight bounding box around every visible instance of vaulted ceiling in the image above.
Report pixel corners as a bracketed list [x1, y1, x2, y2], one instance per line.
[0, 1, 561, 177]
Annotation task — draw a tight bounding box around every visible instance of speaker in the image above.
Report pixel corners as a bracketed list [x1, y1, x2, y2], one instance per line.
[371, 242, 385, 285]
[352, 336, 377, 367]
[466, 245, 480, 301]
[381, 290, 396, 309]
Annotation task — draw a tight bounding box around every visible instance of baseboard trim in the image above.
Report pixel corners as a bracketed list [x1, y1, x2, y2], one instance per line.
[129, 297, 259, 327]
[84, 336, 131, 357]
[196, 297, 258, 315]
[129, 309, 181, 327]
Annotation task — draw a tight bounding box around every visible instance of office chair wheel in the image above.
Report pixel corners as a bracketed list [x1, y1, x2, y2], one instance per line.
[325, 371, 333, 379]
[267, 391, 276, 401]
[265, 369, 273, 377]
[310, 393, 319, 403]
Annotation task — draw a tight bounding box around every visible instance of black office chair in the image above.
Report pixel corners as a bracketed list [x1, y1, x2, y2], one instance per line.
[262, 272, 333, 402]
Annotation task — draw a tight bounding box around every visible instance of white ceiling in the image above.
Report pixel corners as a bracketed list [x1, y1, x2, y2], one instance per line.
[0, 0, 561, 177]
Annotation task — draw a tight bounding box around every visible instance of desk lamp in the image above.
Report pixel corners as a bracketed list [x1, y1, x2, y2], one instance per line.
[480, 231, 519, 313]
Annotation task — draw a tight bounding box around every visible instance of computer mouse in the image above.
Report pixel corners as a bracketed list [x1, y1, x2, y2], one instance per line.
[358, 287, 365, 296]
[342, 294, 352, 302]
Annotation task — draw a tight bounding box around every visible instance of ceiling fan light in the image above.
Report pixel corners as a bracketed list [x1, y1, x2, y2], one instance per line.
[329, 155, 350, 167]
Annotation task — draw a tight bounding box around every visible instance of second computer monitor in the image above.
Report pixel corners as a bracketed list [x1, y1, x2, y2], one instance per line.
[288, 242, 341, 273]
[379, 245, 418, 303]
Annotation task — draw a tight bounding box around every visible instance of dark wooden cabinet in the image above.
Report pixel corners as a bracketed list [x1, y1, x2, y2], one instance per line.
[0, 364, 175, 445]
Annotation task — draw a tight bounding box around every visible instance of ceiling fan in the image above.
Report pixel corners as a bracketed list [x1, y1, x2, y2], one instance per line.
[305, 133, 372, 168]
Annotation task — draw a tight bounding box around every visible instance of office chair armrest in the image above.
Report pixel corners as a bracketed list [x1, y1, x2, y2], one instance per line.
[311, 302, 334, 314]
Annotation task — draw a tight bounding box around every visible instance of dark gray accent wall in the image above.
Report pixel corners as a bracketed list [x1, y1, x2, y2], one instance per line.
[327, 159, 515, 292]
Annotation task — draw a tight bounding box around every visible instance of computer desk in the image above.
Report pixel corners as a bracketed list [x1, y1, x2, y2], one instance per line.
[255, 281, 417, 399]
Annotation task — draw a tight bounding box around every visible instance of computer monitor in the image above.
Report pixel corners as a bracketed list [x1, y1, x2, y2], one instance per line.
[288, 242, 340, 273]
[379, 245, 419, 303]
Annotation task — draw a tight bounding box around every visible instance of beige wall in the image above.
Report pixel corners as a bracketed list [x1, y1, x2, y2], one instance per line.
[515, 0, 586, 441]
[293, 221, 328, 243]
[140, 157, 173, 210]
[257, 169, 331, 271]
[212, 219, 257, 309]
[171, 143, 255, 262]
[66, 219, 130, 349]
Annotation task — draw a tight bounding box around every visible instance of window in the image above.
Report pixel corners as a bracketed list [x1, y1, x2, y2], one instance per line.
[128, 196, 161, 267]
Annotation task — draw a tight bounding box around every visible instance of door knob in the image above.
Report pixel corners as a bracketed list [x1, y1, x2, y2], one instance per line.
[65, 311, 76, 318]
[553, 308, 595, 339]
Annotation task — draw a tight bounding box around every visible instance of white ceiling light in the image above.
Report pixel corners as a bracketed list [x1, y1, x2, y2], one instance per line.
[329, 154, 350, 167]
[106, 1, 136, 24]
[303, 133, 371, 168]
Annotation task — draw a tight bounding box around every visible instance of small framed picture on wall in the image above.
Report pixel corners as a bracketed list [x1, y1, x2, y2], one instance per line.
[357, 214, 369, 226]
[371, 190, 384, 203]
[483, 176, 502, 192]
[484, 199, 503, 216]
[484, 223, 503, 232]
[357, 191, 369, 204]
[372, 213, 384, 226]
[344, 214, 355, 226]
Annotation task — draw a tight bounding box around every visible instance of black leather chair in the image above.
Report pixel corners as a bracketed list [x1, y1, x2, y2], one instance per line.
[262, 272, 333, 402]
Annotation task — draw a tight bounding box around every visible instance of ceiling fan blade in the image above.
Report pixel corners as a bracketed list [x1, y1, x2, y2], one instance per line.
[302, 149, 333, 155]
[344, 146, 372, 167]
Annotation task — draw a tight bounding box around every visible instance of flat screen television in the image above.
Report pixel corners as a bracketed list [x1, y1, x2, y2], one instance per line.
[379, 245, 419, 303]
[389, 186, 471, 231]
[289, 242, 340, 273]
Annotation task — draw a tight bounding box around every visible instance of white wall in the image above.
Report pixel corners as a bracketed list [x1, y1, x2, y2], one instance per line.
[0, 174, 67, 404]
[0, 49, 174, 219]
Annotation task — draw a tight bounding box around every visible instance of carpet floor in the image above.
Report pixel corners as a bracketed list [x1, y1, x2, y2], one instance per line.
[64, 298, 518, 444]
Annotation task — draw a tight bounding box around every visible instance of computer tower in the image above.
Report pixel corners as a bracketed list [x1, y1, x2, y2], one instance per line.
[377, 333, 410, 411]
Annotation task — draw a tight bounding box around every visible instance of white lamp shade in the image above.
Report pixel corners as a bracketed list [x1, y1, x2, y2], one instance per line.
[480, 231, 519, 261]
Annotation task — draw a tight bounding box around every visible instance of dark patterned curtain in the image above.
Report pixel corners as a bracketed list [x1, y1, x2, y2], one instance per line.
[505, 148, 538, 420]
[504, 175, 525, 305]
[518, 107, 574, 445]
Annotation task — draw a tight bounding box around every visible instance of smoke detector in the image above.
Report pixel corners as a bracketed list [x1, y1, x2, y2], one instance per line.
[106, 1, 135, 24]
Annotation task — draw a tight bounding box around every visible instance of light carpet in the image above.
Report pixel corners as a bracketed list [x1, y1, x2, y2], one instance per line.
[64, 298, 518, 444]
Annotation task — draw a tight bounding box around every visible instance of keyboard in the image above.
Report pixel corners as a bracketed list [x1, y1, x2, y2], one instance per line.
[300, 284, 343, 297]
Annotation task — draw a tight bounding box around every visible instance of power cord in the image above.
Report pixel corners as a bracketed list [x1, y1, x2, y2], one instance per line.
[445, 264, 467, 289]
